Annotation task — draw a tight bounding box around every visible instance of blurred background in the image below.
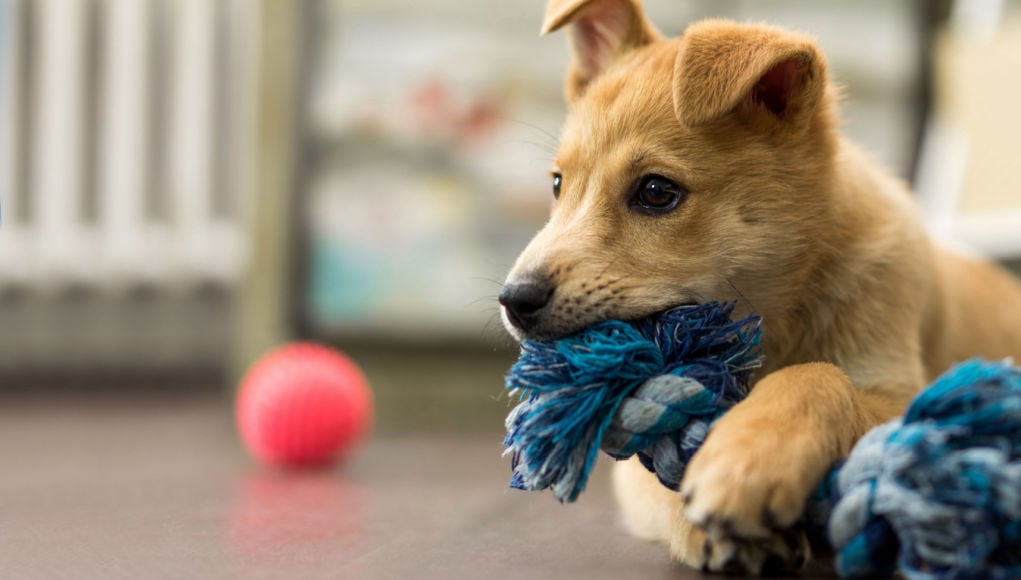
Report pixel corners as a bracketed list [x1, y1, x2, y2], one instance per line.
[1, 0, 1019, 426]
[1, 1, 1021, 575]
[0, 0, 1019, 575]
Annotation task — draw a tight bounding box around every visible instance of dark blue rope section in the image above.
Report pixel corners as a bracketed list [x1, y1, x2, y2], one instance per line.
[810, 359, 1021, 579]
[503, 301, 762, 503]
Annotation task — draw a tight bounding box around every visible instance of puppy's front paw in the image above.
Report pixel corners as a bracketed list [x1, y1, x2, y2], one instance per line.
[615, 455, 810, 575]
[682, 526, 810, 575]
[680, 417, 823, 541]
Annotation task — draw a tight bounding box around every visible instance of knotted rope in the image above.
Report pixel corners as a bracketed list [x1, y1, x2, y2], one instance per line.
[503, 302, 1021, 578]
[504, 302, 761, 502]
[812, 359, 1021, 578]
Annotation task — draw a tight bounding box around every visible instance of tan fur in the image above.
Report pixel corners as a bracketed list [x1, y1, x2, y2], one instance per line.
[506, 0, 1021, 574]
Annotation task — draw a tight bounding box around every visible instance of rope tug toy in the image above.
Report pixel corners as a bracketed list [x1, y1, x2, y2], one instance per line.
[503, 302, 1021, 578]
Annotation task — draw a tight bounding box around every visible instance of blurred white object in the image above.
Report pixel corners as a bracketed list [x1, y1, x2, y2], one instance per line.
[0, 0, 254, 293]
[951, 0, 1006, 42]
[916, 0, 1021, 260]
[0, 0, 257, 370]
[0, 0, 28, 285]
[99, 0, 154, 284]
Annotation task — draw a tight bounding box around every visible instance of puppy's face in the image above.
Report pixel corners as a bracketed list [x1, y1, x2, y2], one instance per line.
[501, 2, 836, 341]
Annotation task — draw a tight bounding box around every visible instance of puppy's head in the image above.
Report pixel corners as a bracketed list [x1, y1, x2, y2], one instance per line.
[501, 0, 839, 341]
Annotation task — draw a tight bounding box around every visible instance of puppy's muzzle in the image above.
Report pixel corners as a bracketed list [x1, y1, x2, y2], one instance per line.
[499, 275, 555, 334]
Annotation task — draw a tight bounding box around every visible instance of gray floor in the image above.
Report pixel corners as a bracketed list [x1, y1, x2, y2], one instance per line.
[0, 373, 841, 579]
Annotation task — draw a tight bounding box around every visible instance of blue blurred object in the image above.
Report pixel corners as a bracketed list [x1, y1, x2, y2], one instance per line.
[821, 359, 1021, 579]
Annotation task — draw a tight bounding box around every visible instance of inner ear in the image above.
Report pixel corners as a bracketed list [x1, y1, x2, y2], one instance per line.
[570, 1, 632, 76]
[750, 58, 808, 119]
[542, 0, 660, 103]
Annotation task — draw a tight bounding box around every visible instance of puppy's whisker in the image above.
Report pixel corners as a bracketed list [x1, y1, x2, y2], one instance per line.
[502, 118, 561, 150]
[468, 276, 506, 287]
[721, 276, 759, 314]
[591, 258, 624, 283]
[481, 312, 500, 335]
[481, 321, 515, 349]
[466, 294, 501, 308]
[506, 139, 559, 157]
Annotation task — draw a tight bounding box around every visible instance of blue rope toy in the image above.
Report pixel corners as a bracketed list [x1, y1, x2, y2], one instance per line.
[503, 302, 1021, 578]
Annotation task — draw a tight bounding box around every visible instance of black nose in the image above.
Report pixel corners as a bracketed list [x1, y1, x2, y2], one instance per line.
[499, 276, 555, 332]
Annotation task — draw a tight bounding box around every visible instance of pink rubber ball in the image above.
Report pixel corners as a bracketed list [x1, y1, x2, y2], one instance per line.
[237, 342, 373, 467]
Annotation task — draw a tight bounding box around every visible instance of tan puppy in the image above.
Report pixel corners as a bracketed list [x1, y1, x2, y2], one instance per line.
[498, 0, 1021, 574]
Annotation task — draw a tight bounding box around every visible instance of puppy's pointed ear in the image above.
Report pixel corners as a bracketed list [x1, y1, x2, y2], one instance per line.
[672, 20, 826, 129]
[542, 0, 661, 102]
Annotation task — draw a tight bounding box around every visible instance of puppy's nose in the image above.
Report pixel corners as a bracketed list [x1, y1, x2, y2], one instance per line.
[499, 276, 555, 333]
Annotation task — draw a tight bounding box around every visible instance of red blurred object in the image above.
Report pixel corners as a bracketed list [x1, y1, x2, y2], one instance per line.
[237, 343, 373, 468]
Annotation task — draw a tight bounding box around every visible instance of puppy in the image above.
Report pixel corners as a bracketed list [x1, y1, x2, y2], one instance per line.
[499, 0, 1021, 574]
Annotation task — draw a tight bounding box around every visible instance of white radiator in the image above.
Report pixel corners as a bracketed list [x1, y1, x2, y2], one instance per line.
[0, 0, 259, 370]
[0, 0, 256, 292]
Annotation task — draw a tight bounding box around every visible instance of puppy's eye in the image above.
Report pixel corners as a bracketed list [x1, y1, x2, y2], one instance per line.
[552, 173, 562, 200]
[632, 175, 685, 213]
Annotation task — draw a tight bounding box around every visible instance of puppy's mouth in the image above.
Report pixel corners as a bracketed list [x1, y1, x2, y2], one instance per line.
[502, 298, 701, 343]
[498, 267, 711, 342]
